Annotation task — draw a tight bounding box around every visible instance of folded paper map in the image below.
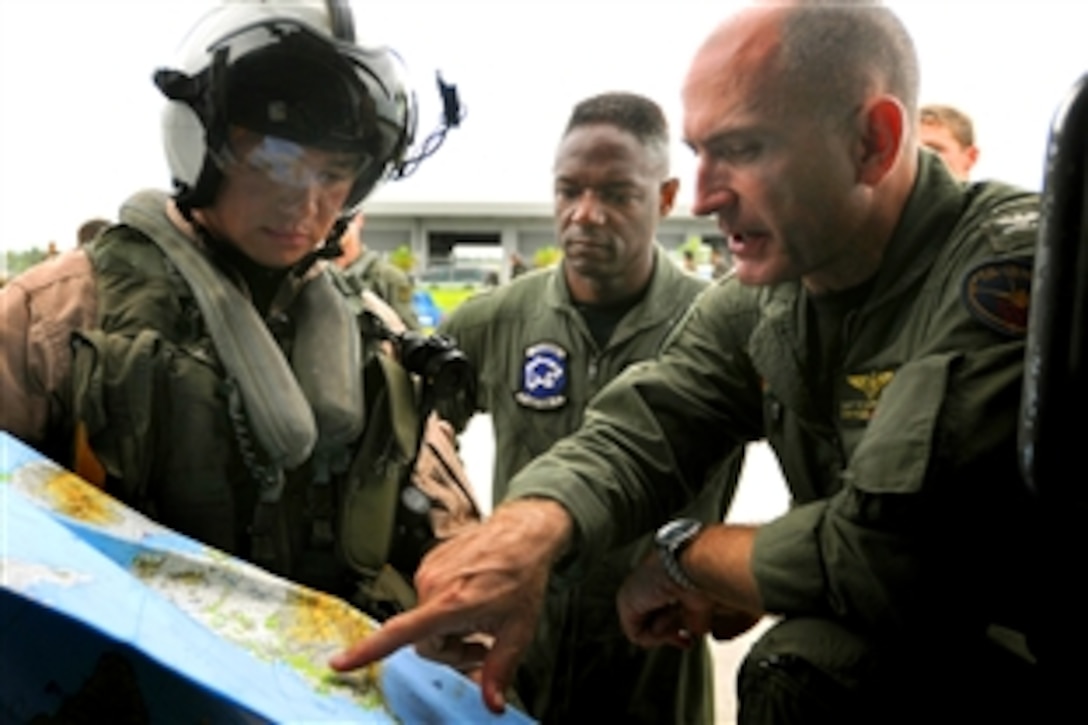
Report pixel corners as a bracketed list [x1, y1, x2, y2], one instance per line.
[0, 431, 533, 724]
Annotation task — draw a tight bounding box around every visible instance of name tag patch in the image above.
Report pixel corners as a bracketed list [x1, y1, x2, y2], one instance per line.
[516, 342, 568, 410]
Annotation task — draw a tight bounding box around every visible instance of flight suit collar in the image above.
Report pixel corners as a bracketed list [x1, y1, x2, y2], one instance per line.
[746, 152, 968, 422]
[748, 283, 820, 422]
[341, 249, 380, 280]
[543, 244, 688, 348]
[865, 151, 965, 311]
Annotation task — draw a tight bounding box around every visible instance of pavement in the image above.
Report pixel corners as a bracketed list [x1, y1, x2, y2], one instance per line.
[458, 416, 791, 725]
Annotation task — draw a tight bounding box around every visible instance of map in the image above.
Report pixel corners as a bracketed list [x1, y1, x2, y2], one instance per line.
[0, 431, 533, 723]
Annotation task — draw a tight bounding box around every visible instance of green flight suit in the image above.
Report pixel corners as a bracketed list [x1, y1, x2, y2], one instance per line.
[339, 250, 420, 330]
[437, 245, 743, 724]
[507, 156, 1049, 723]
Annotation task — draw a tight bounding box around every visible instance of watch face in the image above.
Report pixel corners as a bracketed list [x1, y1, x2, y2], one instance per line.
[656, 518, 702, 551]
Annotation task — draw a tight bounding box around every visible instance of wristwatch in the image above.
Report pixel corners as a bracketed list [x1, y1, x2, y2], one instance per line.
[654, 518, 703, 590]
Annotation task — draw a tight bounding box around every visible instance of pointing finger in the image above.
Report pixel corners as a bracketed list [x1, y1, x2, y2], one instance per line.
[329, 604, 447, 672]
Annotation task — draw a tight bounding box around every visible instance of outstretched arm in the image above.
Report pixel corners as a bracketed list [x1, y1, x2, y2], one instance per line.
[329, 498, 573, 714]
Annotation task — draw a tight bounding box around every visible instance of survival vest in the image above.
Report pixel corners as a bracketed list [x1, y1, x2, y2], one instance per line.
[70, 190, 478, 619]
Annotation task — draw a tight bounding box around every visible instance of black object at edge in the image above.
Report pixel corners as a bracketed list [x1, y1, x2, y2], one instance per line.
[1019, 71, 1088, 508]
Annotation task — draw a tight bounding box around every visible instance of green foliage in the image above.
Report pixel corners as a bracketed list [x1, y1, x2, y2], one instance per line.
[681, 234, 704, 254]
[4, 247, 50, 277]
[427, 286, 481, 316]
[533, 246, 562, 268]
[676, 235, 711, 266]
[388, 244, 415, 274]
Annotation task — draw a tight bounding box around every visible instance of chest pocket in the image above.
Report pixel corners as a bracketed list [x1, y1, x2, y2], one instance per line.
[847, 353, 957, 498]
[70, 329, 166, 503]
[69, 328, 242, 550]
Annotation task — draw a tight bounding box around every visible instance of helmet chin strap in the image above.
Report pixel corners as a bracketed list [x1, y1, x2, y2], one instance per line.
[291, 214, 351, 277]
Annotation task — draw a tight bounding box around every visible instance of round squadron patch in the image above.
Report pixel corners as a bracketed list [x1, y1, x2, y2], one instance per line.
[515, 342, 568, 410]
[960, 257, 1032, 337]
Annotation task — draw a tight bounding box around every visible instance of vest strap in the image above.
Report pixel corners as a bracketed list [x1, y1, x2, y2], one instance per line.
[118, 189, 364, 475]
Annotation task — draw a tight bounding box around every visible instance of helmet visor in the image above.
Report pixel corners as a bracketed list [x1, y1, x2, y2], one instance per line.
[211, 129, 368, 198]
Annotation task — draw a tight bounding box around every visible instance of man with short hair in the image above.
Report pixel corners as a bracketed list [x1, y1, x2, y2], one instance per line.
[710, 244, 729, 280]
[430, 91, 742, 724]
[919, 103, 979, 180]
[682, 248, 698, 274]
[332, 1, 1046, 722]
[77, 218, 111, 246]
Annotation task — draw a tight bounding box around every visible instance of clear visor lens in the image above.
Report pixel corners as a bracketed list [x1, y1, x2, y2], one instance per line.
[212, 134, 370, 192]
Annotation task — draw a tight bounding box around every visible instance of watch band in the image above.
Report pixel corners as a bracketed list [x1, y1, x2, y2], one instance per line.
[661, 543, 699, 590]
[655, 518, 702, 590]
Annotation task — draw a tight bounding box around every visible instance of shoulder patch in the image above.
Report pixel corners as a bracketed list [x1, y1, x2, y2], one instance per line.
[515, 342, 568, 410]
[960, 257, 1032, 337]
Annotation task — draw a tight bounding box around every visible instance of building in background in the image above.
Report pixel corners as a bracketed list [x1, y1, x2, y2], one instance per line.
[362, 200, 725, 282]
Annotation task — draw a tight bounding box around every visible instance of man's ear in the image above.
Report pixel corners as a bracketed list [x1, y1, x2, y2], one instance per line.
[965, 144, 980, 172]
[659, 177, 680, 216]
[856, 96, 905, 186]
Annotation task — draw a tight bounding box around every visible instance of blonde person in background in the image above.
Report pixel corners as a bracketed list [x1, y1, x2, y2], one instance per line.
[919, 103, 978, 181]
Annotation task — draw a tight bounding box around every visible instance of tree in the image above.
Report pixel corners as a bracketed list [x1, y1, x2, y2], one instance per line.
[680, 234, 709, 263]
[4, 247, 50, 277]
[389, 244, 416, 275]
[533, 246, 562, 269]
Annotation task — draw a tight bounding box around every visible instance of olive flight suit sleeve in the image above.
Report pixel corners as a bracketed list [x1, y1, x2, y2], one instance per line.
[506, 282, 766, 567]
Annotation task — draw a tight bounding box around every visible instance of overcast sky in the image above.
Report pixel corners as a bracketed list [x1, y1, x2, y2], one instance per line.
[1, 1, 1086, 255]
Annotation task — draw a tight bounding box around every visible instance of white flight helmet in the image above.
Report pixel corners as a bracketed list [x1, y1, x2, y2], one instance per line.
[155, 0, 418, 217]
